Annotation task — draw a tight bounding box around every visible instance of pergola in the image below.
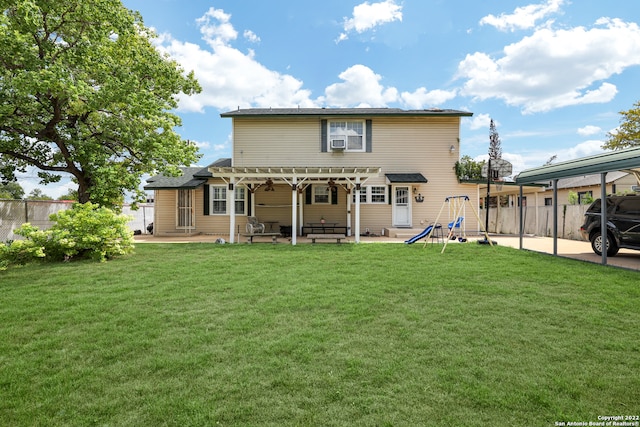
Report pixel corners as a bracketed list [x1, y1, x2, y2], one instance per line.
[515, 147, 640, 265]
[208, 165, 382, 244]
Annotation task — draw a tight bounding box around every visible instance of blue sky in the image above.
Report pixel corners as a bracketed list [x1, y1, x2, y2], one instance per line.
[20, 0, 640, 197]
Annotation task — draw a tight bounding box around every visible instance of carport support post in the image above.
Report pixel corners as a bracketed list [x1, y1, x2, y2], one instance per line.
[518, 185, 524, 249]
[600, 172, 607, 265]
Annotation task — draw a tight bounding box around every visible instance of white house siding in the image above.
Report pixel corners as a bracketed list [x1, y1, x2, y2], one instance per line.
[230, 115, 478, 233]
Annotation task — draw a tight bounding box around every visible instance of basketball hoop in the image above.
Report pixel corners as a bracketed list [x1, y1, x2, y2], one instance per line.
[494, 179, 504, 191]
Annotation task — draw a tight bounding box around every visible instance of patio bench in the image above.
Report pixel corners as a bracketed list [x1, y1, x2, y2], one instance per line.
[307, 233, 346, 244]
[240, 232, 281, 244]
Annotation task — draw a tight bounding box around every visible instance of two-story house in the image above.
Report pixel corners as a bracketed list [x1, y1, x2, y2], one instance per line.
[145, 107, 477, 244]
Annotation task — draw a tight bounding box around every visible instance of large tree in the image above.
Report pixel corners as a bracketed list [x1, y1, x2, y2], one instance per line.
[603, 101, 640, 150]
[0, 0, 201, 206]
[0, 182, 25, 199]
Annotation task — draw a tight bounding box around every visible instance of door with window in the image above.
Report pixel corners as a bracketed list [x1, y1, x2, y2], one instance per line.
[393, 186, 411, 227]
[177, 189, 194, 229]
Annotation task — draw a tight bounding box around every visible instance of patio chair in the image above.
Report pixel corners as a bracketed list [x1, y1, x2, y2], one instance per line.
[246, 217, 265, 234]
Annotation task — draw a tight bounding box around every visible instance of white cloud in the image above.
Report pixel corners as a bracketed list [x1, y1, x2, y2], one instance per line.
[338, 0, 402, 42]
[196, 8, 237, 47]
[400, 87, 457, 109]
[480, 0, 565, 32]
[577, 125, 602, 136]
[191, 140, 210, 150]
[503, 139, 606, 176]
[321, 64, 398, 107]
[155, 9, 316, 112]
[457, 18, 640, 113]
[243, 30, 260, 43]
[466, 113, 492, 130]
[564, 139, 605, 159]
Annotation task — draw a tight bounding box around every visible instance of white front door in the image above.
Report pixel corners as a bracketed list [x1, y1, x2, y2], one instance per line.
[393, 186, 411, 227]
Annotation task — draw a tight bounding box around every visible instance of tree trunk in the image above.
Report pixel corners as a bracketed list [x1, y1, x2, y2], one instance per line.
[76, 176, 91, 204]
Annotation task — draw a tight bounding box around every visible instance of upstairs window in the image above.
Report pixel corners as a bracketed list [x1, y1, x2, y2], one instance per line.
[329, 121, 365, 152]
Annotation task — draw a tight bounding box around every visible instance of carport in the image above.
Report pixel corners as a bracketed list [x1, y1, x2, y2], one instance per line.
[515, 146, 640, 265]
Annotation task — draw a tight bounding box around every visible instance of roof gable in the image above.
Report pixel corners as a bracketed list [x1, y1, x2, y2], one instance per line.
[144, 159, 231, 190]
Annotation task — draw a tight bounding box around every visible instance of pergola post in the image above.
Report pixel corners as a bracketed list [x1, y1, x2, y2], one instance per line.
[291, 177, 297, 246]
[346, 187, 352, 237]
[355, 177, 361, 243]
[228, 178, 236, 243]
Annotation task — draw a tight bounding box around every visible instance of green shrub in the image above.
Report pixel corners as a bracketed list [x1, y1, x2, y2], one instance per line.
[1, 203, 134, 270]
[0, 238, 46, 270]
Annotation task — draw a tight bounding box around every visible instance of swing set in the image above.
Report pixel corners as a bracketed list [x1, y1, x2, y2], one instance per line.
[422, 195, 493, 253]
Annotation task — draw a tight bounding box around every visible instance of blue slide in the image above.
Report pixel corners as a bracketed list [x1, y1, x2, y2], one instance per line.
[404, 225, 434, 244]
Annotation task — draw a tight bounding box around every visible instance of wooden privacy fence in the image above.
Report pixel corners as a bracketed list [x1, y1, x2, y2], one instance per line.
[480, 204, 590, 240]
[0, 200, 154, 242]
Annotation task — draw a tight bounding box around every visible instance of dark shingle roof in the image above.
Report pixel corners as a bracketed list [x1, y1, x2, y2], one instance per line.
[385, 173, 428, 183]
[144, 159, 231, 190]
[221, 107, 472, 118]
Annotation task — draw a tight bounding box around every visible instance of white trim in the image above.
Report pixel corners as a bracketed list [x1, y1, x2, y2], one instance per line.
[392, 185, 412, 227]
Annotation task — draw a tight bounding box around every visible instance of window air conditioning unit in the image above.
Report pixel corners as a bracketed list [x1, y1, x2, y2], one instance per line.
[330, 139, 346, 150]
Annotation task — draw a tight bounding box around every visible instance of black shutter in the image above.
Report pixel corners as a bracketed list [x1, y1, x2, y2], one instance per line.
[331, 188, 338, 205]
[388, 185, 393, 205]
[305, 185, 312, 204]
[203, 184, 210, 215]
[247, 187, 252, 216]
[366, 119, 372, 152]
[320, 119, 327, 152]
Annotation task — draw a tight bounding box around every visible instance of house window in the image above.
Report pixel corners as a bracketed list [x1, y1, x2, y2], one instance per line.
[544, 198, 553, 206]
[313, 185, 330, 204]
[371, 186, 386, 203]
[211, 186, 226, 214]
[235, 187, 246, 214]
[329, 121, 364, 151]
[177, 189, 194, 228]
[352, 185, 387, 204]
[518, 196, 527, 207]
[209, 185, 247, 214]
[578, 191, 592, 205]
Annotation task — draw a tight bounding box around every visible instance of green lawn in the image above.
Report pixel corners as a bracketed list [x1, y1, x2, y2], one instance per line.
[1, 243, 638, 426]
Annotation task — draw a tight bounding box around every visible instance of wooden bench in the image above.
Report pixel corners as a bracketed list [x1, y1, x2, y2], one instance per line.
[307, 233, 346, 244]
[240, 232, 281, 244]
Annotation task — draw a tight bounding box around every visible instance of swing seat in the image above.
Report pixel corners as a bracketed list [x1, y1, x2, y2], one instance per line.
[448, 217, 464, 230]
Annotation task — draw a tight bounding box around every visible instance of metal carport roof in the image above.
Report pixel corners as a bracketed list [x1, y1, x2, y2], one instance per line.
[514, 146, 640, 266]
[515, 146, 640, 184]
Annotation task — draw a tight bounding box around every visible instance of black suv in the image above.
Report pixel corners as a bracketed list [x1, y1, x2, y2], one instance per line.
[579, 195, 640, 256]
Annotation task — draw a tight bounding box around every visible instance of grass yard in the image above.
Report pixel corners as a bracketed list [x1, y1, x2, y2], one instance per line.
[1, 242, 639, 426]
